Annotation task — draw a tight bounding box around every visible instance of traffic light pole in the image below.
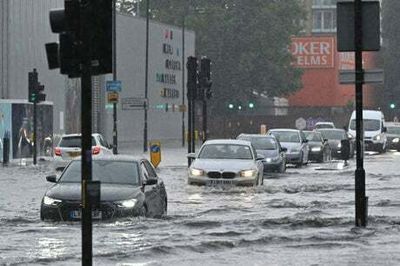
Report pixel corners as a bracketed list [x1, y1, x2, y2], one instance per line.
[112, 0, 118, 154]
[202, 98, 207, 143]
[81, 7, 93, 266]
[354, 0, 367, 227]
[143, 0, 150, 153]
[33, 99, 37, 165]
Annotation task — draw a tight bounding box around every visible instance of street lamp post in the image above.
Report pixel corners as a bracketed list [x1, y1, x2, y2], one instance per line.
[144, 0, 149, 152]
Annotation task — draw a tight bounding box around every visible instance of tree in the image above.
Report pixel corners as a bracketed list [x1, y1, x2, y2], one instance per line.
[118, 0, 305, 114]
[382, 0, 400, 115]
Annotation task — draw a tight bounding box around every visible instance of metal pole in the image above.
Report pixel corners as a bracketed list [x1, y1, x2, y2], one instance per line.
[33, 98, 37, 165]
[191, 94, 195, 153]
[81, 5, 93, 265]
[144, 0, 149, 152]
[112, 0, 118, 154]
[202, 98, 207, 143]
[354, 0, 367, 227]
[182, 14, 186, 147]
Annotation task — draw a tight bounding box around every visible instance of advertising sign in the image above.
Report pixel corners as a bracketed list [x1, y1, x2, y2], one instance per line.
[291, 37, 335, 68]
[106, 80, 122, 92]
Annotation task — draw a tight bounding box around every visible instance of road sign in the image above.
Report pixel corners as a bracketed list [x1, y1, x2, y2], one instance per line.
[295, 117, 306, 130]
[121, 97, 147, 110]
[107, 92, 119, 103]
[149, 141, 161, 168]
[106, 80, 122, 92]
[339, 69, 384, 84]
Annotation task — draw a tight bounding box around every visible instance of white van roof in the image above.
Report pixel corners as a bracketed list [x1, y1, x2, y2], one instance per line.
[350, 110, 384, 120]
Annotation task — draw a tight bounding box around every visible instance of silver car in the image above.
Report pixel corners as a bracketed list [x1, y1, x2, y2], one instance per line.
[188, 139, 264, 186]
[268, 129, 309, 167]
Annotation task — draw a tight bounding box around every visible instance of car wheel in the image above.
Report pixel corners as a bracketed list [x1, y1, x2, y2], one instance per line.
[164, 198, 168, 213]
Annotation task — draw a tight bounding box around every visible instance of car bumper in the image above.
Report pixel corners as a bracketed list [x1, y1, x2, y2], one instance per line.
[40, 201, 143, 221]
[188, 176, 257, 186]
[262, 161, 283, 172]
[308, 150, 323, 161]
[364, 140, 384, 151]
[285, 152, 302, 164]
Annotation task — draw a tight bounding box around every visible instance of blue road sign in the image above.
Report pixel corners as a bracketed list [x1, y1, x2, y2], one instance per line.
[106, 80, 122, 92]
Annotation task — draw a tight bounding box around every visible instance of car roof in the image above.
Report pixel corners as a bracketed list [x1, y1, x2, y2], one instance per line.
[71, 155, 145, 162]
[61, 133, 101, 138]
[203, 139, 252, 146]
[237, 133, 276, 138]
[316, 128, 345, 132]
[315, 122, 334, 125]
[268, 128, 300, 132]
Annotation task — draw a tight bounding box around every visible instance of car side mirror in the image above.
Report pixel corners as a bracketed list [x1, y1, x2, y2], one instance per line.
[383, 127, 387, 133]
[187, 153, 196, 159]
[323, 139, 328, 143]
[302, 139, 308, 143]
[46, 175, 57, 183]
[281, 147, 287, 152]
[55, 166, 65, 172]
[144, 178, 158, 186]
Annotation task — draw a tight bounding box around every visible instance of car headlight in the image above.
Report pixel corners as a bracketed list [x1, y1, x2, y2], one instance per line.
[266, 158, 272, 163]
[43, 196, 62, 206]
[189, 168, 204, 176]
[240, 169, 257, 178]
[311, 147, 321, 152]
[117, 199, 138, 208]
[338, 142, 342, 148]
[393, 138, 399, 143]
[373, 135, 381, 141]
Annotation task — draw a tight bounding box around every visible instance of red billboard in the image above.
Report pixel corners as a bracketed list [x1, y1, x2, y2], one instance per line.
[291, 37, 335, 68]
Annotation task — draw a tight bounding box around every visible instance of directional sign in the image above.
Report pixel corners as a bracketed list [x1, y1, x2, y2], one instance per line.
[339, 69, 384, 84]
[106, 80, 122, 92]
[121, 97, 147, 110]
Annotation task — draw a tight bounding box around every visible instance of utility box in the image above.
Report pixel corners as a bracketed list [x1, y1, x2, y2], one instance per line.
[0, 100, 53, 161]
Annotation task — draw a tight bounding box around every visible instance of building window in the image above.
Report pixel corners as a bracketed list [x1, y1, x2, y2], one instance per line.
[312, 0, 337, 33]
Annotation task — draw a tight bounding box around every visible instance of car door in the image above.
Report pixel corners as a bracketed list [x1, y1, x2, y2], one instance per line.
[140, 159, 166, 217]
[251, 144, 264, 178]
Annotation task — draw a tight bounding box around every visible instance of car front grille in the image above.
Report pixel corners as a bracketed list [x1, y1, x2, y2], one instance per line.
[58, 201, 116, 221]
[207, 171, 236, 179]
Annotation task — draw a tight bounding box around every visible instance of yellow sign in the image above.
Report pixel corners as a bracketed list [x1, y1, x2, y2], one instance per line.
[149, 141, 161, 168]
[108, 92, 119, 103]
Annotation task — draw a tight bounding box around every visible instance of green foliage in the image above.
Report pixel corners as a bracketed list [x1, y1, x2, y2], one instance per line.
[118, 0, 306, 114]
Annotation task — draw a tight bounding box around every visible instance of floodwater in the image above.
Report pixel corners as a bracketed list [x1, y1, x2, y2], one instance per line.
[1, 151, 400, 265]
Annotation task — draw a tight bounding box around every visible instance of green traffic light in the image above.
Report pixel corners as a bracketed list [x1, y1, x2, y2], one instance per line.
[228, 103, 234, 109]
[248, 102, 255, 109]
[238, 105, 242, 110]
[390, 103, 396, 109]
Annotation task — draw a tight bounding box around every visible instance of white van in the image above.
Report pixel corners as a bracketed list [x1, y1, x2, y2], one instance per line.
[348, 110, 387, 153]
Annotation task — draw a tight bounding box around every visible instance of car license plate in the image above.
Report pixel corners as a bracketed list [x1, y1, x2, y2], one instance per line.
[68, 151, 81, 157]
[70, 210, 102, 219]
[207, 179, 233, 186]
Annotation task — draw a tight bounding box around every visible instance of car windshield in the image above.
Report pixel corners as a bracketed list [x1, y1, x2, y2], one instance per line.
[238, 136, 277, 150]
[59, 160, 140, 185]
[198, 144, 253, 160]
[269, 131, 300, 143]
[59, 136, 96, 147]
[387, 126, 400, 135]
[319, 130, 346, 140]
[305, 132, 322, 142]
[350, 119, 380, 131]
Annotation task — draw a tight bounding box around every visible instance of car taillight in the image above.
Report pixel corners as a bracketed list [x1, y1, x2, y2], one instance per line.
[54, 147, 61, 156]
[92, 146, 101, 155]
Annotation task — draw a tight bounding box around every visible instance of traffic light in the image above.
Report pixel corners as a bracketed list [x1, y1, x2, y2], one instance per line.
[390, 103, 396, 109]
[248, 101, 255, 109]
[28, 69, 38, 103]
[199, 57, 213, 100]
[28, 69, 46, 103]
[187, 56, 198, 101]
[46, 0, 112, 77]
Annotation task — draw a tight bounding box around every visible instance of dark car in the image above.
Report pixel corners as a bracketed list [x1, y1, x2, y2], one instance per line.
[40, 156, 167, 221]
[237, 134, 287, 173]
[385, 122, 400, 151]
[304, 131, 332, 163]
[316, 128, 354, 159]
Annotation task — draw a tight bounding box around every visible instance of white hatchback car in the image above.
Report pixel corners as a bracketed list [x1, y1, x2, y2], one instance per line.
[54, 133, 113, 168]
[188, 139, 264, 186]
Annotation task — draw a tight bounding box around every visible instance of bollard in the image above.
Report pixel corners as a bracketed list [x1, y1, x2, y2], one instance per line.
[3, 131, 10, 166]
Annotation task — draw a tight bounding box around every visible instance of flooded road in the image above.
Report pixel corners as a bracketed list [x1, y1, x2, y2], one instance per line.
[1, 151, 400, 265]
